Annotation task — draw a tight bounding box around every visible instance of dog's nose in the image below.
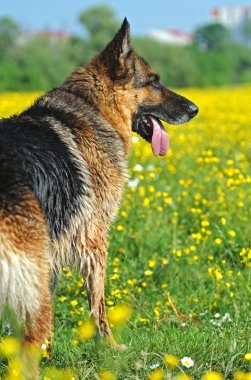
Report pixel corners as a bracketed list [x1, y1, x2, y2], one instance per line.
[188, 103, 199, 117]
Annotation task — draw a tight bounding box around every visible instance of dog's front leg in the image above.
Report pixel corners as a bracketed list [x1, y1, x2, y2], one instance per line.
[84, 252, 117, 348]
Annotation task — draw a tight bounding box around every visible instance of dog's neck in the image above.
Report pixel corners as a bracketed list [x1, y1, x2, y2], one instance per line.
[63, 65, 132, 155]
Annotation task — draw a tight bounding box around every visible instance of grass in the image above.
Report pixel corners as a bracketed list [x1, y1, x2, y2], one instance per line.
[0, 86, 251, 379]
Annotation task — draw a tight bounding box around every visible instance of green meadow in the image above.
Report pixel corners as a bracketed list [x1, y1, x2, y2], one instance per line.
[0, 87, 251, 379]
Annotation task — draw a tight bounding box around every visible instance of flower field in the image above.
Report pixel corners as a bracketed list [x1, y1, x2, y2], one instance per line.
[0, 86, 250, 379]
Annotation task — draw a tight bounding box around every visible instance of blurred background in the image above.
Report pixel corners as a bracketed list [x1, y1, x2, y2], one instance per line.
[1, 0, 251, 91]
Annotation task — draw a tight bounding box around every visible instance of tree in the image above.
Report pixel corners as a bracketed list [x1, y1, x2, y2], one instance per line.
[242, 19, 251, 48]
[194, 23, 231, 51]
[0, 17, 20, 58]
[133, 38, 199, 87]
[78, 6, 120, 53]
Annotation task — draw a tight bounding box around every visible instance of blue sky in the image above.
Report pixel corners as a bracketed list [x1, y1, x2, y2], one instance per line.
[1, 0, 251, 35]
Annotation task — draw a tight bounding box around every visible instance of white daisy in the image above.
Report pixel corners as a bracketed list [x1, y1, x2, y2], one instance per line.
[132, 136, 139, 143]
[134, 164, 143, 171]
[146, 164, 155, 171]
[181, 356, 194, 368]
[127, 179, 139, 188]
[149, 363, 160, 369]
[222, 313, 232, 322]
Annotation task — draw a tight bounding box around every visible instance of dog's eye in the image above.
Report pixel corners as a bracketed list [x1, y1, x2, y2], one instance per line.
[151, 80, 161, 89]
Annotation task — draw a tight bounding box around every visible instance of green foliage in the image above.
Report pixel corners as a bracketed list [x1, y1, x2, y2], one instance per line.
[78, 6, 121, 59]
[79, 5, 119, 39]
[191, 46, 234, 86]
[0, 17, 20, 59]
[242, 19, 251, 38]
[1, 7, 251, 91]
[133, 38, 200, 87]
[0, 35, 77, 91]
[194, 23, 231, 51]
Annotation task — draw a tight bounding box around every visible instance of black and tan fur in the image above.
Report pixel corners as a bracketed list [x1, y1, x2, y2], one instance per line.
[0, 19, 198, 378]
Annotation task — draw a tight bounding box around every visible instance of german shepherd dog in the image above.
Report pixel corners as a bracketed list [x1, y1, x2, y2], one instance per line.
[0, 19, 198, 378]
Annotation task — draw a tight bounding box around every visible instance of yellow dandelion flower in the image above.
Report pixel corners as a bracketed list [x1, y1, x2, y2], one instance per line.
[234, 371, 251, 380]
[215, 269, 223, 281]
[71, 339, 78, 346]
[164, 354, 179, 368]
[244, 353, 251, 361]
[107, 304, 132, 327]
[162, 258, 168, 265]
[215, 238, 222, 245]
[137, 317, 149, 324]
[164, 197, 173, 204]
[228, 230, 236, 237]
[44, 367, 76, 380]
[58, 295, 67, 302]
[41, 341, 51, 359]
[143, 198, 150, 207]
[202, 371, 224, 380]
[99, 370, 117, 380]
[70, 300, 78, 307]
[145, 270, 153, 276]
[139, 186, 145, 197]
[201, 220, 210, 227]
[176, 374, 194, 380]
[7, 357, 24, 378]
[0, 337, 20, 357]
[127, 278, 137, 286]
[111, 289, 121, 298]
[64, 271, 72, 278]
[78, 319, 96, 340]
[148, 368, 164, 380]
[110, 273, 120, 280]
[148, 259, 156, 268]
[149, 185, 155, 193]
[76, 278, 84, 287]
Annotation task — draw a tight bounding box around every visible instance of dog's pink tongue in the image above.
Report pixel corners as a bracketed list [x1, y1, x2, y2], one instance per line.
[149, 116, 169, 156]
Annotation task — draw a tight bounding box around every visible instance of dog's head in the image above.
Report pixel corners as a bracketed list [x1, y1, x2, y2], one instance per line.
[66, 18, 198, 156]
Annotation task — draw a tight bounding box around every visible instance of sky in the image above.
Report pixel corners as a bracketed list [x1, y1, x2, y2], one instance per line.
[1, 0, 251, 36]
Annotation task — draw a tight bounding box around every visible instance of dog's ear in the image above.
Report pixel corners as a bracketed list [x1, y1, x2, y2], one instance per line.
[115, 17, 131, 58]
[98, 18, 133, 80]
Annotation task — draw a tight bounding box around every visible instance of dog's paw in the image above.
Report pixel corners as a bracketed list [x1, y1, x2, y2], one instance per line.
[106, 336, 128, 351]
[116, 343, 128, 351]
[109, 341, 128, 351]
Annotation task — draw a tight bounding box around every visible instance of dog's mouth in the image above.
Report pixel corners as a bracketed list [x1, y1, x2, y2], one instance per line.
[133, 114, 169, 156]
